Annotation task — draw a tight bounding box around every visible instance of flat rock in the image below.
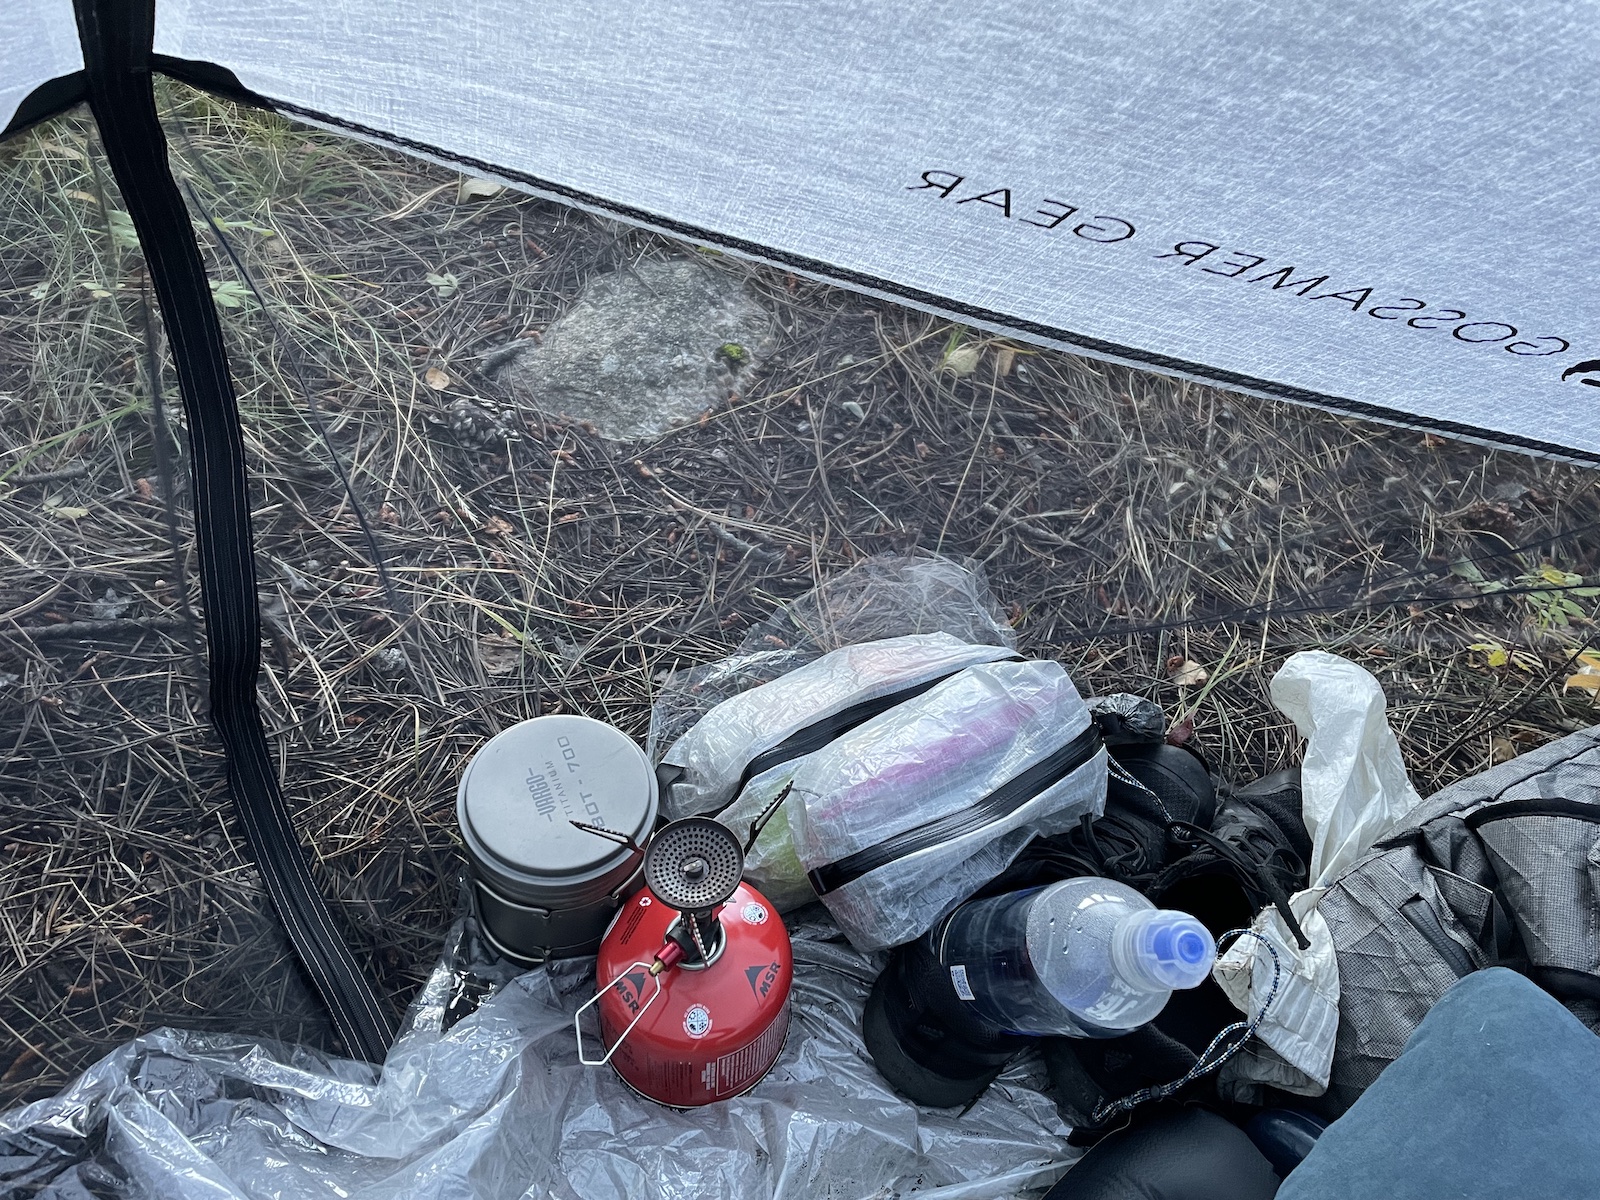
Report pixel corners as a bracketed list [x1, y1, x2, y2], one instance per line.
[489, 258, 775, 440]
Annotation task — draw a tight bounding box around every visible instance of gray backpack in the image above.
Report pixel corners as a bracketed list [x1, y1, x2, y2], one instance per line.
[1315, 726, 1600, 1115]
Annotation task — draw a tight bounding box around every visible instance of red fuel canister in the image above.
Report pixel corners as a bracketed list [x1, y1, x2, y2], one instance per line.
[578, 817, 793, 1107]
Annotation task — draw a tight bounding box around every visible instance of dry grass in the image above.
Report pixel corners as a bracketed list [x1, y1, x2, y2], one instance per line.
[3, 83, 1600, 1105]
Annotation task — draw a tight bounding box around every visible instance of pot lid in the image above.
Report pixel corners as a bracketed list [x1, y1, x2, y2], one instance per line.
[458, 715, 657, 885]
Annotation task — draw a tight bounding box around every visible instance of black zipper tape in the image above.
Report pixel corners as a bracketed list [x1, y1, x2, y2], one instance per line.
[725, 657, 1019, 808]
[72, 0, 394, 1061]
[1465, 797, 1600, 828]
[808, 723, 1105, 896]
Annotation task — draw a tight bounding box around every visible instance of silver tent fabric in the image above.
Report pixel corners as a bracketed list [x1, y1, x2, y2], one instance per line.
[142, 0, 1600, 460]
[1, 0, 82, 131]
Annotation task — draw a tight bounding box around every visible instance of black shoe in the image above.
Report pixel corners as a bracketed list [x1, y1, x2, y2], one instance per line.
[988, 742, 1218, 897]
[1151, 768, 1313, 949]
[1041, 1107, 1280, 1199]
[1043, 768, 1315, 1126]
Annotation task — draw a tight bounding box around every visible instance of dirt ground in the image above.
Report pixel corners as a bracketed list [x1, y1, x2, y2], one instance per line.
[4, 85, 1600, 1106]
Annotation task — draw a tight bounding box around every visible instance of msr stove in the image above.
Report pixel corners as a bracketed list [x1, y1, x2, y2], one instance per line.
[576, 816, 793, 1107]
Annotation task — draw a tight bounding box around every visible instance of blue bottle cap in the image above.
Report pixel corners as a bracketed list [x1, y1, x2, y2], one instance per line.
[1130, 911, 1216, 990]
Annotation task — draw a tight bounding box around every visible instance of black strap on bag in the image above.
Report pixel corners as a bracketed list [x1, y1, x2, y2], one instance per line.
[807, 723, 1104, 895]
[71, 0, 394, 1061]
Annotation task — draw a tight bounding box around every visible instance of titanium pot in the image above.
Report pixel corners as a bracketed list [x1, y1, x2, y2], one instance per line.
[457, 715, 659, 963]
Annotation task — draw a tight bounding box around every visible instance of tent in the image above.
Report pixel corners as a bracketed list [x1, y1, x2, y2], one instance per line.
[3, 2, 1599, 1194]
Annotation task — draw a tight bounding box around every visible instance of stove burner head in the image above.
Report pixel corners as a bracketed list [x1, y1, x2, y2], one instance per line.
[643, 817, 743, 913]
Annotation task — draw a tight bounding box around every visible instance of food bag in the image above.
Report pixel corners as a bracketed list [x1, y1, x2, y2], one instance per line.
[788, 659, 1108, 952]
[661, 632, 1016, 820]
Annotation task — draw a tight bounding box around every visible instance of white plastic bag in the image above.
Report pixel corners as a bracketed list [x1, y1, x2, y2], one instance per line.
[788, 659, 1107, 952]
[1216, 650, 1425, 1093]
[1271, 651, 1426, 887]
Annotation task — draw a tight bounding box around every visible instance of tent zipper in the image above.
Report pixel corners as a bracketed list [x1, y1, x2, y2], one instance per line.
[808, 722, 1104, 896]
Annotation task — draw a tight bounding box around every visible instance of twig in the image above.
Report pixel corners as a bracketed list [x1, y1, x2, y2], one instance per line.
[10, 464, 89, 486]
[11, 615, 184, 640]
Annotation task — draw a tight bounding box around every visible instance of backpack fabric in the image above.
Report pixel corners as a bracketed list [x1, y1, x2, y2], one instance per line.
[1311, 725, 1600, 1116]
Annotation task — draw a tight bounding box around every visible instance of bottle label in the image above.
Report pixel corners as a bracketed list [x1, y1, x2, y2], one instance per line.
[949, 964, 975, 1001]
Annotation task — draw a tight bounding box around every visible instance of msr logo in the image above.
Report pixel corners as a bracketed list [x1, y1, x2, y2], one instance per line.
[615, 967, 651, 1014]
[745, 961, 781, 1000]
[1562, 359, 1600, 388]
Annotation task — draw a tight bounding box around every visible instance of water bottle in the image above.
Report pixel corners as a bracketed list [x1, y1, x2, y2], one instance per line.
[935, 877, 1215, 1037]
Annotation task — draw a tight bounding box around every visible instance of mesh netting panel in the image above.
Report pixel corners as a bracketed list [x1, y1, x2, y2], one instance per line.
[5, 81, 1600, 1107]
[0, 107, 335, 1105]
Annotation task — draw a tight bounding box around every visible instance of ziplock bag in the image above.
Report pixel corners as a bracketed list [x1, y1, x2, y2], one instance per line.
[661, 632, 1015, 820]
[661, 632, 1017, 909]
[788, 658, 1108, 952]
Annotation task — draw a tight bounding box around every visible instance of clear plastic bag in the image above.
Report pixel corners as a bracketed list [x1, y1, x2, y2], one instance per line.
[651, 552, 1020, 911]
[647, 551, 1016, 764]
[0, 913, 1078, 1200]
[661, 632, 1016, 821]
[789, 659, 1108, 952]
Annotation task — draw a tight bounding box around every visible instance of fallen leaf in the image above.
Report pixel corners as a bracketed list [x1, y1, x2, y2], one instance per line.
[45, 504, 90, 520]
[1540, 564, 1580, 587]
[1168, 658, 1209, 687]
[841, 400, 866, 421]
[457, 177, 504, 202]
[106, 209, 140, 251]
[424, 367, 452, 390]
[941, 343, 981, 376]
[425, 271, 459, 299]
[1564, 671, 1600, 693]
[1469, 642, 1511, 669]
[478, 634, 524, 675]
[995, 345, 1016, 376]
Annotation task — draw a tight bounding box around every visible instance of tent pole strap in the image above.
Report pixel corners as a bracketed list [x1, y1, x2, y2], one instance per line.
[70, 0, 395, 1062]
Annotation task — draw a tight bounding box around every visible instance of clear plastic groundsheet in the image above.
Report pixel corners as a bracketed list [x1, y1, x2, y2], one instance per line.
[1, 914, 1076, 1200]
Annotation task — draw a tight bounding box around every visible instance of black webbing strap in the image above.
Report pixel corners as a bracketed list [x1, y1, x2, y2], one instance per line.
[72, 0, 395, 1061]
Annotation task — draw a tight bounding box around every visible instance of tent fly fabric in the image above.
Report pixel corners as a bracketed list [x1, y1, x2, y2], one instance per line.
[3, 3, 1600, 1197]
